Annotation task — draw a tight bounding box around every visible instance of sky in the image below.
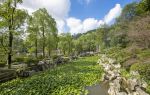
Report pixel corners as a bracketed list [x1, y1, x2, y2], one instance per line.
[17, 0, 135, 35]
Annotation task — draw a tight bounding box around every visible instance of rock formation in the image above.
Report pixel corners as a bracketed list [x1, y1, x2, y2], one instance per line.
[98, 55, 149, 95]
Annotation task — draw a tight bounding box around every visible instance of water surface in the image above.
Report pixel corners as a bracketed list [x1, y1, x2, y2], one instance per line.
[86, 81, 109, 95]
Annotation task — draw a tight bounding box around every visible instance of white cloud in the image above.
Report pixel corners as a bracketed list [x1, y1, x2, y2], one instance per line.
[67, 17, 104, 34]
[56, 19, 65, 34]
[67, 17, 83, 34]
[104, 4, 122, 24]
[17, 1, 122, 35]
[67, 4, 122, 34]
[83, 18, 103, 32]
[18, 0, 70, 19]
[17, 0, 71, 34]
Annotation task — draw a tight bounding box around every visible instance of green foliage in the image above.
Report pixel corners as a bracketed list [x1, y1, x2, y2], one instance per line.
[12, 56, 39, 65]
[104, 47, 131, 64]
[137, 49, 150, 60]
[138, 0, 150, 12]
[131, 63, 150, 80]
[13, 57, 24, 63]
[0, 61, 6, 67]
[147, 84, 150, 94]
[23, 57, 39, 64]
[58, 33, 74, 56]
[0, 56, 103, 95]
[26, 8, 58, 58]
[117, 2, 137, 22]
[120, 69, 131, 78]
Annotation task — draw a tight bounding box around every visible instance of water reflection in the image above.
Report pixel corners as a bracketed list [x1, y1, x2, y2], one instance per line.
[86, 81, 109, 95]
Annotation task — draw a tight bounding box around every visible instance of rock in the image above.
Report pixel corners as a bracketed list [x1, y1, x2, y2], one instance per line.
[54, 56, 63, 64]
[117, 92, 127, 95]
[108, 82, 116, 95]
[98, 55, 149, 95]
[141, 80, 148, 88]
[135, 87, 149, 95]
[104, 74, 110, 80]
[108, 58, 115, 64]
[37, 61, 47, 71]
[103, 64, 112, 71]
[113, 78, 121, 92]
[17, 70, 29, 77]
[38, 61, 45, 65]
[28, 70, 36, 76]
[130, 71, 140, 76]
[128, 78, 138, 91]
[114, 64, 121, 69]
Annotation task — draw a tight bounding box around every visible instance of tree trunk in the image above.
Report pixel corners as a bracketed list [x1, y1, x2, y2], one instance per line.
[35, 38, 37, 58]
[48, 48, 51, 57]
[35, 30, 38, 58]
[8, 29, 13, 69]
[42, 26, 45, 58]
[8, 1, 15, 69]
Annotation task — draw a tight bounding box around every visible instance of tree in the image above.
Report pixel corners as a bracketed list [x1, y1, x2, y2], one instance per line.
[117, 2, 137, 23]
[58, 33, 73, 56]
[138, 0, 150, 12]
[27, 16, 39, 58]
[30, 8, 57, 58]
[0, 0, 27, 68]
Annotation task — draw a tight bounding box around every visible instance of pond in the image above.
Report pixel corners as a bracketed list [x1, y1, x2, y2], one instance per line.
[86, 81, 109, 95]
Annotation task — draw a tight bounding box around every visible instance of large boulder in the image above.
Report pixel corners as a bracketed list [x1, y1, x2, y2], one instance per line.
[54, 56, 64, 65]
[17, 70, 36, 77]
[37, 61, 50, 71]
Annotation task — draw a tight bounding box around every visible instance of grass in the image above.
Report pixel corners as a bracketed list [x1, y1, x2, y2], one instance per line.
[0, 56, 103, 95]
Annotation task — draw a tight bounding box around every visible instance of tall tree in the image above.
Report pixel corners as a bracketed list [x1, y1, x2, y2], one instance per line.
[32, 8, 57, 58]
[27, 16, 39, 58]
[0, 0, 27, 68]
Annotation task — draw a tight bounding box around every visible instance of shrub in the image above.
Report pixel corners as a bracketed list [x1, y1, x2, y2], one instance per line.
[0, 61, 6, 67]
[24, 57, 39, 65]
[137, 49, 150, 60]
[13, 57, 24, 63]
[120, 69, 131, 78]
[130, 63, 150, 80]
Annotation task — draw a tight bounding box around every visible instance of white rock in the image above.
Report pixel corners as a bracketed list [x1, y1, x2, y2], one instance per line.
[117, 92, 127, 95]
[135, 87, 149, 95]
[141, 80, 148, 88]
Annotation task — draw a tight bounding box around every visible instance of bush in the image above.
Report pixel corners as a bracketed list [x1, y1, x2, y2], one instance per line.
[13, 57, 39, 66]
[24, 57, 39, 65]
[130, 63, 150, 80]
[37, 55, 44, 60]
[105, 47, 131, 64]
[137, 49, 150, 60]
[13, 57, 24, 63]
[0, 61, 6, 67]
[147, 84, 150, 94]
[120, 69, 131, 78]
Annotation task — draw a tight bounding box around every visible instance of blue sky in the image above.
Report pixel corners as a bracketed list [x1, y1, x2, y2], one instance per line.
[70, 0, 133, 20]
[18, 0, 136, 34]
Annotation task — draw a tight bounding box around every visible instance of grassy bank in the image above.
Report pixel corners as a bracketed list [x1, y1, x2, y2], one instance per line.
[0, 56, 103, 95]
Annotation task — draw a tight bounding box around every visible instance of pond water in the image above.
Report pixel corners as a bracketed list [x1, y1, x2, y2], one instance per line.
[86, 81, 109, 95]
